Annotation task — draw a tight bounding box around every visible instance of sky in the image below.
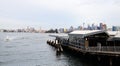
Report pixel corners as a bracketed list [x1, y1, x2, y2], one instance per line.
[0, 0, 120, 30]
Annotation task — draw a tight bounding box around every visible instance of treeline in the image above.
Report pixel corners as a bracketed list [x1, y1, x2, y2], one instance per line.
[45, 29, 58, 33]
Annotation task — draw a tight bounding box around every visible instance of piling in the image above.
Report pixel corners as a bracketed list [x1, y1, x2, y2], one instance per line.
[47, 40, 63, 52]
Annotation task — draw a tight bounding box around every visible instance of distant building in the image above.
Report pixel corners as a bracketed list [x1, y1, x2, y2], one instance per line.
[92, 23, 95, 30]
[0, 29, 4, 32]
[100, 23, 103, 30]
[102, 24, 107, 30]
[99, 23, 107, 30]
[78, 26, 83, 30]
[69, 26, 74, 32]
[112, 26, 120, 31]
[107, 28, 112, 31]
[59, 28, 64, 33]
[87, 24, 91, 30]
[64, 28, 68, 33]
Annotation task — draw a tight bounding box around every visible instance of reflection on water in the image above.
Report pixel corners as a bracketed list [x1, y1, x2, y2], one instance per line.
[0, 32, 101, 66]
[56, 51, 62, 56]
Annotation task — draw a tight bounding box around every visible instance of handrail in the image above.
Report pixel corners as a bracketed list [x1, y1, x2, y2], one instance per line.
[87, 46, 120, 52]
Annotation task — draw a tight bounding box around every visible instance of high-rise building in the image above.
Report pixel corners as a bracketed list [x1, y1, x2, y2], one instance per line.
[92, 23, 95, 30]
[99, 23, 107, 30]
[87, 24, 91, 30]
[99, 23, 103, 30]
[78, 26, 83, 30]
[112, 26, 120, 31]
[102, 24, 107, 30]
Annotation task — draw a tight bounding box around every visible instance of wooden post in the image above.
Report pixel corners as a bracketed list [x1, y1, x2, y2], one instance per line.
[56, 40, 58, 44]
[110, 57, 112, 66]
[106, 41, 108, 51]
[85, 39, 89, 50]
[97, 56, 101, 61]
[114, 40, 116, 52]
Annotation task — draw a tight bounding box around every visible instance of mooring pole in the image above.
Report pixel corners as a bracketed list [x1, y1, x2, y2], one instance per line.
[110, 57, 112, 66]
[97, 56, 101, 61]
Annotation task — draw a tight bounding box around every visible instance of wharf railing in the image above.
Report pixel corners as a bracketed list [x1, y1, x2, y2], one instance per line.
[87, 46, 120, 52]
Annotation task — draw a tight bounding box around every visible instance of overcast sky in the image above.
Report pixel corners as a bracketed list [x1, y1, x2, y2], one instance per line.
[0, 0, 120, 29]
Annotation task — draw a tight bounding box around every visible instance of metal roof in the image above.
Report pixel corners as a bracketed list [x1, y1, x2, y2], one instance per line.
[70, 30, 101, 34]
[49, 33, 68, 37]
[114, 32, 120, 38]
[107, 31, 120, 41]
[107, 31, 118, 36]
[49, 33, 69, 40]
[69, 30, 109, 38]
[69, 30, 106, 35]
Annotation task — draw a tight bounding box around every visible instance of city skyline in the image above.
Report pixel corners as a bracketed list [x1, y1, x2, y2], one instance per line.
[0, 0, 120, 29]
[1, 23, 116, 33]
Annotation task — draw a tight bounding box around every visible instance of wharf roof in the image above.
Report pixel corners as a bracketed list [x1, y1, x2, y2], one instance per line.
[49, 33, 69, 39]
[69, 30, 109, 38]
[106, 31, 120, 41]
[69, 30, 101, 34]
[114, 32, 120, 40]
[115, 33, 120, 38]
[107, 31, 118, 36]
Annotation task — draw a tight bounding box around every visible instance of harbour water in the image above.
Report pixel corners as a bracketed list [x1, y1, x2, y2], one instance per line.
[0, 33, 100, 66]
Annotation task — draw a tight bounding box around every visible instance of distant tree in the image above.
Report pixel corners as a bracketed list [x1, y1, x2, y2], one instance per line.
[55, 29, 58, 33]
[45, 29, 56, 33]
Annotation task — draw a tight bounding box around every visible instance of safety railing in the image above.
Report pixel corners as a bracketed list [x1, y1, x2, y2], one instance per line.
[87, 46, 120, 52]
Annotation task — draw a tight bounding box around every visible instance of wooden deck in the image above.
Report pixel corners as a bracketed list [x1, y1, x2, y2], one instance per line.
[67, 46, 120, 57]
[47, 40, 120, 66]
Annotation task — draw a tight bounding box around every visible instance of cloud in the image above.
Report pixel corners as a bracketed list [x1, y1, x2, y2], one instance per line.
[0, 0, 120, 29]
[0, 17, 47, 29]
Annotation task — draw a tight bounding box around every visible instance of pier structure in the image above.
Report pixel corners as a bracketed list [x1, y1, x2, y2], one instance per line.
[47, 30, 120, 66]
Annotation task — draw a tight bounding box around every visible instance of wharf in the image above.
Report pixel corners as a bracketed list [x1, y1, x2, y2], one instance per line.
[47, 30, 120, 66]
[66, 46, 120, 57]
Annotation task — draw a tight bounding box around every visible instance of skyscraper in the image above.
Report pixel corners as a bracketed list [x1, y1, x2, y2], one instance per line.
[112, 26, 120, 31]
[100, 23, 103, 30]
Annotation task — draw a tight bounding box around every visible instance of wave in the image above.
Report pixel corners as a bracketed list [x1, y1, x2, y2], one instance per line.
[4, 36, 25, 42]
[4, 36, 14, 42]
